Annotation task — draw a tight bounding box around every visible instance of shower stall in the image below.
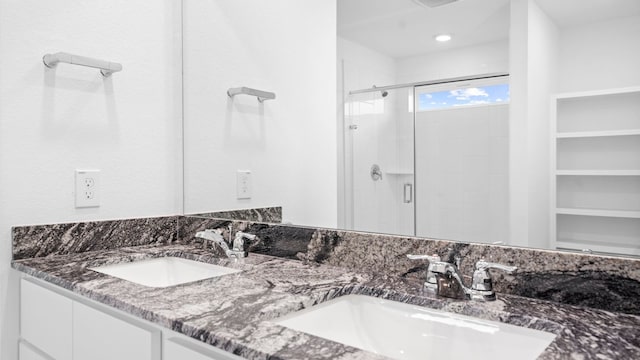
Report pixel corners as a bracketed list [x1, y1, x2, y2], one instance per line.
[343, 74, 510, 244]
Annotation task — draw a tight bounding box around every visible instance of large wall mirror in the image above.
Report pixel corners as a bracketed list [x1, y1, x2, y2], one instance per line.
[182, 0, 640, 258]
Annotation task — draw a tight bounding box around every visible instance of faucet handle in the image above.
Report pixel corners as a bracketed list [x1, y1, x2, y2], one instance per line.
[407, 254, 442, 290]
[235, 231, 257, 241]
[407, 254, 440, 262]
[475, 260, 517, 273]
[471, 260, 517, 291]
[233, 231, 256, 252]
[195, 229, 224, 242]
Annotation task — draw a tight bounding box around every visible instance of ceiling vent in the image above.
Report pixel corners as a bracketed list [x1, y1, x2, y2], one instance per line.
[412, 0, 459, 8]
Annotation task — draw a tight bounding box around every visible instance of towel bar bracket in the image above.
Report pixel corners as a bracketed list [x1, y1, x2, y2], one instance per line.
[42, 52, 123, 77]
[227, 87, 275, 102]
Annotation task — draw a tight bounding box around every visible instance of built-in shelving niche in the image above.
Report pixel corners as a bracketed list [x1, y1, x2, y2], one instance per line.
[551, 86, 640, 256]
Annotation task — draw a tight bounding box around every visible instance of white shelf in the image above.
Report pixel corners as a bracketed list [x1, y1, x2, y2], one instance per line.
[551, 86, 640, 256]
[555, 86, 640, 99]
[556, 170, 640, 176]
[556, 208, 640, 219]
[556, 129, 640, 138]
[556, 241, 640, 257]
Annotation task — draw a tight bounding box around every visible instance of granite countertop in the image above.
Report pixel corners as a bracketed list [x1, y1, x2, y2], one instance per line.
[11, 244, 640, 360]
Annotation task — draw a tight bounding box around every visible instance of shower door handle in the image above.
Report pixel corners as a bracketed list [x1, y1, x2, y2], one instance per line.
[403, 183, 413, 203]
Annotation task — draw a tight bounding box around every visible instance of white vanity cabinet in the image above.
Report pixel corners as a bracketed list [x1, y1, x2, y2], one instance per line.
[20, 279, 73, 360]
[19, 276, 244, 360]
[20, 277, 160, 360]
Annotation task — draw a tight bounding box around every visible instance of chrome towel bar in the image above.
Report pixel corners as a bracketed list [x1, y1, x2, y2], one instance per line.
[227, 87, 276, 102]
[42, 52, 123, 77]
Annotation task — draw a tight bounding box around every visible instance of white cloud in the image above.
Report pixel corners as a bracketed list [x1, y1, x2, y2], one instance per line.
[449, 87, 489, 100]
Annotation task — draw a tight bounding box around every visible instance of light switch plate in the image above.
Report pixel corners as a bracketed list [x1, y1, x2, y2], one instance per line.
[75, 170, 100, 208]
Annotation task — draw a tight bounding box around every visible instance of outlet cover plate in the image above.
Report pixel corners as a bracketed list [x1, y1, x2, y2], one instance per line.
[75, 170, 100, 208]
[236, 170, 251, 199]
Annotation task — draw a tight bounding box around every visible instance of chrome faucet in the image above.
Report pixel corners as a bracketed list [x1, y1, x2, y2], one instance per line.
[195, 229, 254, 260]
[407, 255, 517, 301]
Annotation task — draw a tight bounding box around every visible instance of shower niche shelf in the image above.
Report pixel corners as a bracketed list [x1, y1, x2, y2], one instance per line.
[385, 170, 414, 175]
[551, 86, 640, 256]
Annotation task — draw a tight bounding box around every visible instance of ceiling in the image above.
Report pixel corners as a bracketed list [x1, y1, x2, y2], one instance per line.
[338, 0, 640, 59]
[536, 0, 640, 28]
[338, 0, 511, 58]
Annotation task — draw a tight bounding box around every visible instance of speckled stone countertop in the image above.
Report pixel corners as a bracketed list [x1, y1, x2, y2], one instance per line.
[11, 244, 640, 360]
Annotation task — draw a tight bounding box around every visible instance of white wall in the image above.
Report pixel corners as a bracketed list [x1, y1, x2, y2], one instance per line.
[396, 40, 509, 84]
[0, 1, 182, 358]
[182, 1, 337, 227]
[338, 37, 397, 91]
[558, 15, 640, 92]
[509, 0, 558, 248]
[508, 0, 529, 247]
[525, 0, 558, 249]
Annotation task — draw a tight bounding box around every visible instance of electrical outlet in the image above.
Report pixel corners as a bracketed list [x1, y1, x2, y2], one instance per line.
[236, 170, 251, 199]
[75, 170, 100, 208]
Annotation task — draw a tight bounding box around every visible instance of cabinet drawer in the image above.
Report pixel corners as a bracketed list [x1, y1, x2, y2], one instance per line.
[20, 279, 72, 360]
[72, 301, 160, 360]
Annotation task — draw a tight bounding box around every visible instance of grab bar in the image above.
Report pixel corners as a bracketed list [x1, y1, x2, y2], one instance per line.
[227, 87, 276, 102]
[43, 52, 122, 77]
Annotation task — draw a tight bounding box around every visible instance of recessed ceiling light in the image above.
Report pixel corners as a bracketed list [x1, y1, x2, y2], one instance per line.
[435, 34, 452, 42]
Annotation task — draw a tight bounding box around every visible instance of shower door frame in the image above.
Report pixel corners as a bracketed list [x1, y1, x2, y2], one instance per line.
[343, 72, 510, 236]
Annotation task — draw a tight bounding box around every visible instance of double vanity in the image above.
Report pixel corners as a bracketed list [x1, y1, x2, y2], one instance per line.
[11, 215, 640, 359]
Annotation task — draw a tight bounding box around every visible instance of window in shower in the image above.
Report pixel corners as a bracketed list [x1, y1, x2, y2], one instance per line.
[417, 82, 510, 111]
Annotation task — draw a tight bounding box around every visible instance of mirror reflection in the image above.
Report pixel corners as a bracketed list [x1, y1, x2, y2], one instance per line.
[344, 76, 509, 244]
[183, 0, 640, 258]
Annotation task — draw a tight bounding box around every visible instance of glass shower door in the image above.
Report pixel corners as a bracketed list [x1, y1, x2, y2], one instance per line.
[414, 78, 510, 243]
[344, 87, 415, 236]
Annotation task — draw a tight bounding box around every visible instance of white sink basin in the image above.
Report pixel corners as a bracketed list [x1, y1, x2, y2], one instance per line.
[274, 295, 556, 360]
[90, 257, 241, 288]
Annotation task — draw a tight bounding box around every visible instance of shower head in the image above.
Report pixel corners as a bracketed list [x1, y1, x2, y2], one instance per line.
[373, 85, 389, 98]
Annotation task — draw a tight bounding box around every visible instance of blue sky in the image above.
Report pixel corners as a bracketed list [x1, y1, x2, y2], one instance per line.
[417, 84, 510, 111]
